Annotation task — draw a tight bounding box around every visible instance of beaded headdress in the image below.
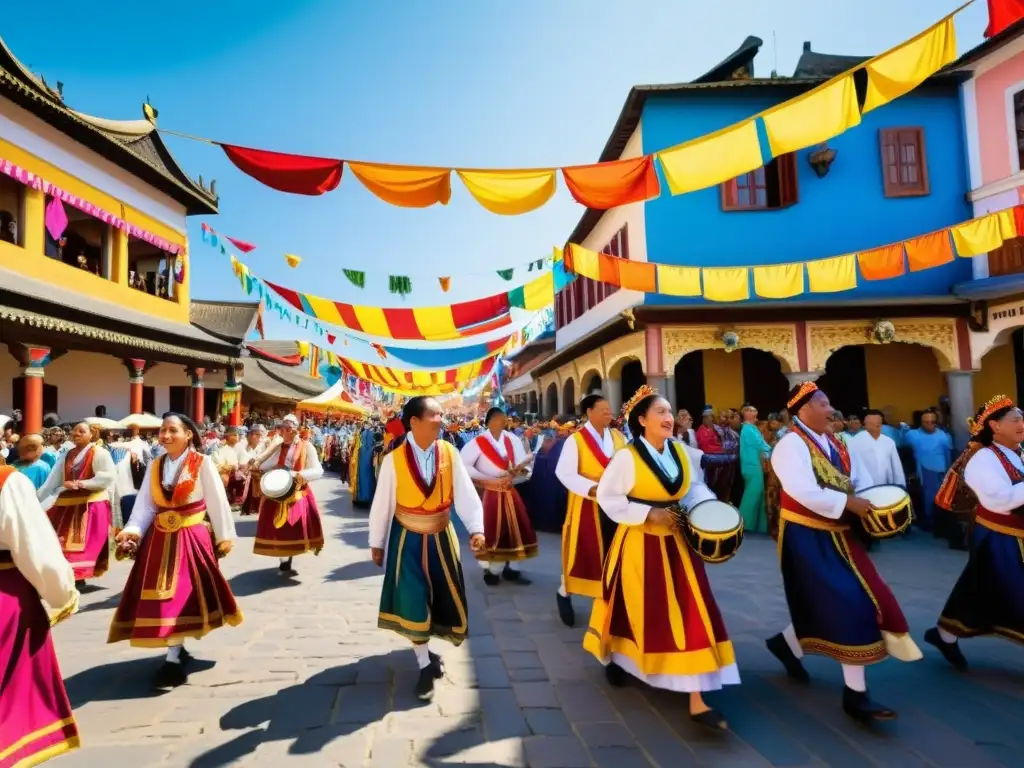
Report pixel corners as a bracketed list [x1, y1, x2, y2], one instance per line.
[967, 394, 1016, 437]
[622, 384, 657, 418]
[787, 381, 819, 410]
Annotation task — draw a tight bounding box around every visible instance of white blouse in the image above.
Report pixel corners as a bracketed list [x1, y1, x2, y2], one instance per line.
[596, 443, 716, 526]
[123, 452, 236, 542]
[0, 470, 76, 608]
[460, 430, 531, 483]
[770, 420, 873, 520]
[258, 440, 323, 483]
[369, 441, 485, 550]
[37, 443, 116, 509]
[964, 443, 1024, 515]
[555, 423, 617, 498]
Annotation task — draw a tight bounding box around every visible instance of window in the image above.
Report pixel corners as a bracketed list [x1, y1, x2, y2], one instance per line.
[1013, 88, 1024, 173]
[128, 237, 177, 301]
[988, 236, 1024, 277]
[721, 154, 798, 211]
[880, 128, 929, 197]
[0, 176, 23, 246]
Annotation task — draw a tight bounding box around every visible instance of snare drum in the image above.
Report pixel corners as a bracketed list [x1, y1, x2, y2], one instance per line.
[259, 468, 295, 500]
[857, 484, 912, 538]
[681, 499, 744, 564]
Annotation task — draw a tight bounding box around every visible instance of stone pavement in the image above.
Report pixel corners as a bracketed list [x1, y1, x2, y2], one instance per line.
[51, 475, 1024, 767]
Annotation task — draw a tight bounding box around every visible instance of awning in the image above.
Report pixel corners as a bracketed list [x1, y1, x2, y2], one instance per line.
[502, 372, 535, 395]
[952, 274, 1024, 301]
[297, 381, 369, 417]
[242, 358, 326, 402]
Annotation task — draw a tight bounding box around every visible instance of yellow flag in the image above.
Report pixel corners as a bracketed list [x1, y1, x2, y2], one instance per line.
[567, 244, 601, 280]
[702, 267, 749, 302]
[998, 209, 1018, 239]
[656, 264, 701, 296]
[753, 263, 805, 299]
[806, 254, 857, 293]
[763, 76, 861, 158]
[457, 169, 558, 215]
[951, 214, 1006, 258]
[657, 121, 762, 196]
[863, 18, 957, 113]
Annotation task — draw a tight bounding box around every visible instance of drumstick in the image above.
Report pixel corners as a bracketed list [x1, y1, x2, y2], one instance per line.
[250, 436, 284, 468]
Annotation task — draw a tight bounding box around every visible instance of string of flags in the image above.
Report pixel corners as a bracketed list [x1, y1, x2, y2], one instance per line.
[166, 4, 968, 215]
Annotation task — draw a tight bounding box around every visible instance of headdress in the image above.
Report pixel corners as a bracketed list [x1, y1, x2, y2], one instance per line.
[622, 384, 657, 419]
[968, 394, 1015, 437]
[281, 414, 299, 427]
[787, 381, 819, 411]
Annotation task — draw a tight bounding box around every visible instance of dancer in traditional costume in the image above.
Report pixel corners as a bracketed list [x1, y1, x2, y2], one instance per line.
[766, 382, 920, 722]
[554, 393, 626, 627]
[370, 396, 485, 701]
[925, 396, 1024, 669]
[37, 421, 116, 588]
[109, 414, 241, 688]
[460, 407, 537, 586]
[252, 414, 324, 574]
[583, 386, 737, 730]
[240, 425, 269, 516]
[353, 424, 377, 508]
[0, 465, 81, 766]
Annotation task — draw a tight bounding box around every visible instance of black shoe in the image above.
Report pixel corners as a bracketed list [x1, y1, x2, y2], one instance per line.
[766, 633, 810, 683]
[74, 579, 86, 590]
[502, 565, 531, 585]
[414, 665, 436, 701]
[842, 686, 896, 722]
[924, 627, 968, 671]
[556, 593, 575, 627]
[429, 651, 445, 679]
[154, 661, 187, 689]
[279, 558, 295, 574]
[605, 662, 627, 688]
[690, 708, 728, 730]
[483, 571, 500, 586]
[178, 648, 195, 667]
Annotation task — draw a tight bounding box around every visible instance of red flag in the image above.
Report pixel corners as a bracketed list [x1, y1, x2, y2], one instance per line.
[225, 236, 257, 253]
[219, 143, 343, 196]
[986, 0, 1024, 37]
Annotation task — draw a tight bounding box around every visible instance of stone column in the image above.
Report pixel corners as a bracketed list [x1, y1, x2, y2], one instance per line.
[12, 345, 51, 434]
[946, 371, 975, 450]
[188, 367, 206, 425]
[124, 358, 146, 414]
[606, 377, 623, 415]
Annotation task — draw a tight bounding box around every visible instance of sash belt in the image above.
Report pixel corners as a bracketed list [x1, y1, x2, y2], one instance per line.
[780, 507, 849, 532]
[54, 489, 108, 506]
[154, 510, 207, 534]
[395, 505, 451, 535]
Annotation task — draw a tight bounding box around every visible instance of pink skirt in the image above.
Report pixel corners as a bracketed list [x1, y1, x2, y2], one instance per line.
[0, 567, 79, 766]
[47, 498, 112, 580]
[254, 488, 325, 558]
[108, 518, 242, 647]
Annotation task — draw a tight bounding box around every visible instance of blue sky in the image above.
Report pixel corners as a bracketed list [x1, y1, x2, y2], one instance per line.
[5, 0, 990, 350]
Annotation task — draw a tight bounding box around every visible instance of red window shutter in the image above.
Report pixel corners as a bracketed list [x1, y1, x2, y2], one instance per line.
[621, 225, 630, 260]
[880, 128, 928, 197]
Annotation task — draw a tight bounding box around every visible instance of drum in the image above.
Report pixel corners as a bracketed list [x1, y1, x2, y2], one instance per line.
[857, 484, 912, 538]
[259, 468, 295, 500]
[681, 499, 744, 564]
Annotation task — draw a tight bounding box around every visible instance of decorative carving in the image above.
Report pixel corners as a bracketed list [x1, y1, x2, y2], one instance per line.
[871, 320, 895, 344]
[807, 319, 958, 371]
[661, 325, 798, 372]
[603, 332, 646, 375]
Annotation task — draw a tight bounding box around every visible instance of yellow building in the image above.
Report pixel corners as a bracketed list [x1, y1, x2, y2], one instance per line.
[0, 35, 246, 431]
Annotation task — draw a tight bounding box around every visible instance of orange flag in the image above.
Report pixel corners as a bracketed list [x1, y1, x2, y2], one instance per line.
[617, 260, 657, 292]
[561, 156, 661, 209]
[904, 230, 954, 272]
[857, 244, 905, 280]
[347, 162, 452, 208]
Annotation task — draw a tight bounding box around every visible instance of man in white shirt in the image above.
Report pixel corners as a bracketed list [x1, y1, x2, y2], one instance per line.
[850, 410, 905, 487]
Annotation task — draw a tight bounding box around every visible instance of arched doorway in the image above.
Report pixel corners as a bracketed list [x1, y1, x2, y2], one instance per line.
[741, 349, 789, 415]
[673, 348, 787, 417]
[562, 379, 576, 415]
[621, 360, 645, 406]
[528, 390, 538, 414]
[582, 372, 602, 396]
[545, 383, 558, 417]
[975, 328, 1024, 409]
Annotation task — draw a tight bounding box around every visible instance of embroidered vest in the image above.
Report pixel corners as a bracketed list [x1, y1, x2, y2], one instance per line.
[627, 442, 691, 505]
[59, 444, 98, 502]
[975, 446, 1024, 536]
[151, 451, 207, 510]
[392, 440, 454, 534]
[572, 428, 626, 484]
[780, 425, 853, 527]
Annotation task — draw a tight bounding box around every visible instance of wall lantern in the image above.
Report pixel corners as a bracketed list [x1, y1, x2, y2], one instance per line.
[808, 143, 837, 178]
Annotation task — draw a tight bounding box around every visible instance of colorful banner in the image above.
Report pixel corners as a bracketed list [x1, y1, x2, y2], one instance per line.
[561, 204, 1023, 302]
[163, 4, 968, 214]
[340, 356, 498, 396]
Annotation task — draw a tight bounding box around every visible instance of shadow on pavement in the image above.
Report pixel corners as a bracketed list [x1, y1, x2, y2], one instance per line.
[228, 568, 302, 598]
[324, 560, 380, 582]
[65, 655, 215, 706]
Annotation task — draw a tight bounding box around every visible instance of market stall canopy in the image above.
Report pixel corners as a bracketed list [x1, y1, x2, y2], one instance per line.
[119, 413, 163, 430]
[83, 417, 123, 430]
[297, 382, 369, 416]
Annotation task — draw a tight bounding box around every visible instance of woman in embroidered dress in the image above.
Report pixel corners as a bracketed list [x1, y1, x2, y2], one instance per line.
[251, 414, 324, 575]
[0, 465, 81, 766]
[584, 387, 738, 730]
[37, 421, 116, 589]
[109, 414, 241, 689]
[553, 393, 627, 627]
[925, 396, 1024, 669]
[460, 407, 538, 586]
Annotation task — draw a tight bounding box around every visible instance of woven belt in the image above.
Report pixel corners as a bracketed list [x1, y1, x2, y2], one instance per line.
[54, 489, 108, 506]
[395, 506, 451, 535]
[780, 507, 849, 532]
[154, 510, 207, 533]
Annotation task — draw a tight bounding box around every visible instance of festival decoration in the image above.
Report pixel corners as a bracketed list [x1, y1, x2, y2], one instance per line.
[341, 355, 499, 396]
[439, 277, 451, 292]
[389, 275, 413, 297]
[161, 4, 969, 214]
[285, 253, 302, 268]
[560, 204, 1024, 302]
[871, 320, 896, 344]
[721, 330, 741, 353]
[343, 269, 366, 288]
[986, 0, 1024, 37]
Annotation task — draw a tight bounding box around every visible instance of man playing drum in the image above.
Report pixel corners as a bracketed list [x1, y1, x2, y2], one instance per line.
[766, 381, 921, 722]
[553, 393, 627, 627]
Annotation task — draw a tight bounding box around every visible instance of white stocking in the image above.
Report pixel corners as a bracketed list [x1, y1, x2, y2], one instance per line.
[841, 664, 866, 693]
[782, 624, 804, 659]
[558, 575, 568, 598]
[412, 642, 431, 669]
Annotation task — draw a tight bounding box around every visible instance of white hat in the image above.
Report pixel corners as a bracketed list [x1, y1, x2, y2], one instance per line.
[281, 414, 299, 427]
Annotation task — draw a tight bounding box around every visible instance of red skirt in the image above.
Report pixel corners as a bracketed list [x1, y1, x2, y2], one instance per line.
[476, 486, 538, 562]
[226, 471, 249, 507]
[254, 488, 325, 558]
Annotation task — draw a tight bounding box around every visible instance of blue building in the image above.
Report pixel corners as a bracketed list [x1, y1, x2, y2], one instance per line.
[527, 36, 979, 441]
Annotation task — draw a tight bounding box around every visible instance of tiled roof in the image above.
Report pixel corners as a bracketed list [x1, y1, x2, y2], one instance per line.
[242, 357, 327, 402]
[189, 300, 259, 344]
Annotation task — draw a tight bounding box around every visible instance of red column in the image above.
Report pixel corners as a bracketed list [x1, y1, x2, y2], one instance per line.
[126, 358, 146, 414]
[225, 365, 243, 427]
[15, 345, 50, 435]
[189, 367, 205, 424]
